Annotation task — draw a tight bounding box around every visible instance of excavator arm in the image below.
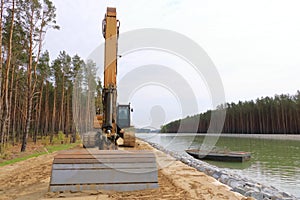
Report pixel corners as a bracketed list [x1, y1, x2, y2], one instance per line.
[100, 7, 135, 148]
[102, 7, 118, 137]
[83, 8, 134, 149]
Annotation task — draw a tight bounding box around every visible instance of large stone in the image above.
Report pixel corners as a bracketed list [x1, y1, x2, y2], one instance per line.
[282, 192, 292, 198]
[245, 191, 264, 200]
[245, 181, 255, 188]
[228, 179, 244, 188]
[232, 187, 247, 195]
[261, 191, 273, 199]
[219, 174, 229, 184]
[212, 171, 222, 180]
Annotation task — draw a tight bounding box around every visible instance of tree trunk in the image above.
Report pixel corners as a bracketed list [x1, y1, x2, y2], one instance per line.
[33, 81, 44, 143]
[35, 82, 44, 142]
[2, 0, 15, 147]
[51, 87, 57, 143]
[22, 89, 32, 152]
[59, 76, 65, 132]
[44, 82, 49, 135]
[65, 89, 70, 136]
[12, 74, 18, 145]
[21, 6, 34, 152]
[7, 64, 16, 144]
[0, 0, 4, 150]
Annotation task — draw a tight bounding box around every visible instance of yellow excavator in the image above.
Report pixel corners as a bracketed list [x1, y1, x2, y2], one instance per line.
[49, 7, 158, 192]
[81, 7, 135, 149]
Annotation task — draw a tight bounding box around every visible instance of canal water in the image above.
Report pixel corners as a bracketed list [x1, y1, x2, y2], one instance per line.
[137, 133, 300, 198]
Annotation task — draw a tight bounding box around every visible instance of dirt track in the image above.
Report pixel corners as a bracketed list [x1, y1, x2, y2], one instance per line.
[0, 140, 252, 200]
[0, 152, 55, 200]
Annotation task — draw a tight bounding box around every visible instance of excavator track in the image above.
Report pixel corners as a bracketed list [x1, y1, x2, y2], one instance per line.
[49, 149, 158, 192]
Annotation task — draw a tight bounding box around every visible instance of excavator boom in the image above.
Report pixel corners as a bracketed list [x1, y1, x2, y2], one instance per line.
[102, 7, 118, 137]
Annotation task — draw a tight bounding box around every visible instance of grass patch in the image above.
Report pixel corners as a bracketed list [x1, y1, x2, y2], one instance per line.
[45, 143, 79, 153]
[0, 143, 79, 167]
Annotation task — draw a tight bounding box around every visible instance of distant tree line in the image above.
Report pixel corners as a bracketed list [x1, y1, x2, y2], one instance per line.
[161, 91, 300, 134]
[0, 0, 101, 152]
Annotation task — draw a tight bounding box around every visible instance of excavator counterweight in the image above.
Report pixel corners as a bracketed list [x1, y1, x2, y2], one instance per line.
[49, 7, 158, 192]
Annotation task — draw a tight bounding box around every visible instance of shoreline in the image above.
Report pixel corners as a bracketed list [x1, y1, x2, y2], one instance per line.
[215, 133, 300, 141]
[134, 139, 248, 200]
[155, 133, 300, 141]
[139, 138, 298, 200]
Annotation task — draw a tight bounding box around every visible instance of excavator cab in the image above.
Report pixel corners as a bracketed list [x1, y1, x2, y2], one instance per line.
[49, 7, 158, 192]
[117, 104, 132, 129]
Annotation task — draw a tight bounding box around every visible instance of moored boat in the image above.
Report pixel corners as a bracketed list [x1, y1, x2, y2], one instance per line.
[185, 149, 251, 162]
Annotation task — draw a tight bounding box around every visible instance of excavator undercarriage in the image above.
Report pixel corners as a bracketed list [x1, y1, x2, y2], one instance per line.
[49, 7, 158, 192]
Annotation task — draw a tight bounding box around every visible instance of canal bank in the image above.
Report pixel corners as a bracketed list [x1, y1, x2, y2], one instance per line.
[138, 133, 300, 198]
[137, 134, 299, 200]
[1, 139, 250, 200]
[47, 139, 250, 199]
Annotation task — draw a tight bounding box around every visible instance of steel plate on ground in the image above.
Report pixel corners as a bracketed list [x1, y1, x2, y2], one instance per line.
[49, 149, 158, 192]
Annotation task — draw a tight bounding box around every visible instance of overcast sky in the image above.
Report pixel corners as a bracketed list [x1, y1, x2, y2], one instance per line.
[44, 0, 300, 128]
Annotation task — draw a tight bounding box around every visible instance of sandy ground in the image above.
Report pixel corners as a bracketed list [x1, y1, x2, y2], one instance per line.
[0, 140, 253, 200]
